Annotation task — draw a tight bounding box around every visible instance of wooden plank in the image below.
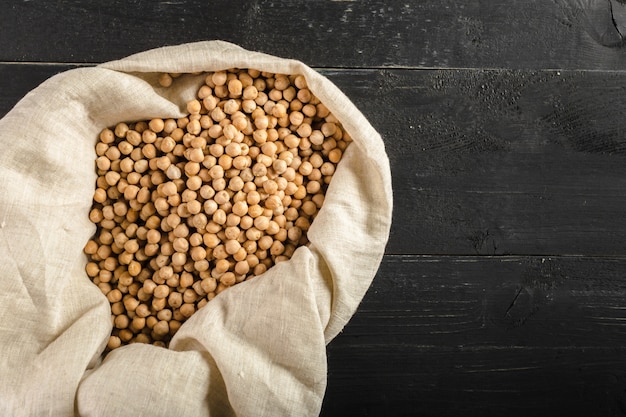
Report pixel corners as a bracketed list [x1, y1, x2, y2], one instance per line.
[322, 254, 626, 416]
[319, 68, 626, 256]
[323, 344, 626, 416]
[2, 0, 626, 70]
[340, 255, 626, 347]
[4, 64, 626, 256]
[0, 64, 77, 114]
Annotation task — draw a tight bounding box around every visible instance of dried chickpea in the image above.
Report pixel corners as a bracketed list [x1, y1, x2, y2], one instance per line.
[87, 68, 349, 351]
[158, 73, 173, 88]
[153, 320, 169, 337]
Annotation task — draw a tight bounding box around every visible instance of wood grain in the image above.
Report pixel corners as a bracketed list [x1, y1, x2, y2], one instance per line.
[3, 18, 626, 413]
[2, 0, 626, 70]
[321, 68, 626, 256]
[340, 255, 626, 347]
[323, 344, 626, 416]
[0, 64, 77, 113]
[322, 254, 626, 416]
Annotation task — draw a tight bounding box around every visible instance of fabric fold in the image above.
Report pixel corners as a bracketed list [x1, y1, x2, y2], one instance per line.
[0, 41, 392, 416]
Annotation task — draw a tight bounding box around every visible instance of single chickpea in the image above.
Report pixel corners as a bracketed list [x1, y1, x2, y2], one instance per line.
[114, 314, 130, 329]
[297, 88, 312, 103]
[262, 180, 278, 195]
[198, 85, 213, 99]
[189, 246, 207, 262]
[146, 316, 158, 330]
[158, 73, 173, 87]
[242, 99, 257, 113]
[225, 239, 241, 255]
[152, 297, 167, 312]
[287, 226, 303, 242]
[157, 309, 173, 322]
[212, 71, 228, 86]
[289, 111, 304, 126]
[105, 171, 121, 187]
[129, 260, 143, 277]
[321, 122, 337, 137]
[273, 75, 290, 91]
[258, 235, 274, 250]
[155, 268, 172, 284]
[293, 184, 307, 200]
[302, 103, 317, 118]
[169, 320, 183, 335]
[106, 288, 122, 303]
[296, 123, 312, 139]
[123, 239, 139, 254]
[211, 107, 227, 122]
[306, 180, 321, 194]
[142, 130, 157, 144]
[187, 99, 202, 115]
[201, 277, 217, 293]
[123, 296, 140, 312]
[96, 142, 109, 157]
[294, 75, 307, 89]
[220, 272, 236, 286]
[114, 123, 129, 138]
[228, 79, 243, 97]
[161, 181, 178, 197]
[153, 320, 170, 337]
[131, 316, 146, 332]
[179, 271, 194, 288]
[148, 118, 165, 133]
[328, 148, 343, 163]
[187, 199, 202, 215]
[320, 162, 336, 176]
[107, 336, 122, 350]
[105, 145, 121, 161]
[183, 288, 198, 304]
[270, 241, 285, 256]
[242, 85, 258, 100]
[168, 292, 183, 309]
[180, 303, 196, 318]
[96, 155, 112, 171]
[172, 237, 189, 253]
[119, 329, 133, 342]
[171, 252, 187, 267]
[142, 279, 157, 296]
[186, 175, 203, 191]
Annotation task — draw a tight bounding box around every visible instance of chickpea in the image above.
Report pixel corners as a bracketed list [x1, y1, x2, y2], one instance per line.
[153, 320, 170, 337]
[107, 336, 122, 350]
[88, 68, 349, 350]
[187, 99, 202, 115]
[158, 73, 173, 87]
[168, 292, 183, 309]
[180, 303, 196, 318]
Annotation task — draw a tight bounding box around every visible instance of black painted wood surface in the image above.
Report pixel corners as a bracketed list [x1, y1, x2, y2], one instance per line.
[3, 1, 626, 416]
[4, 0, 626, 70]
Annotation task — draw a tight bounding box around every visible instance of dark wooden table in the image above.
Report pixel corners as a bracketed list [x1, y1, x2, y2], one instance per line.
[3, 1, 626, 415]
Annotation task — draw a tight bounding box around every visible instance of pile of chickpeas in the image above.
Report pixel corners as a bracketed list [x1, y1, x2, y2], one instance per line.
[84, 68, 350, 350]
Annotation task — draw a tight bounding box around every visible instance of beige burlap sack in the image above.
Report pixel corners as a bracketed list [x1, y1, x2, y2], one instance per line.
[0, 41, 392, 416]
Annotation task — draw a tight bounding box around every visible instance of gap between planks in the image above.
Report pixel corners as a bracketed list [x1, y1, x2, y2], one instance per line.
[4, 61, 626, 74]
